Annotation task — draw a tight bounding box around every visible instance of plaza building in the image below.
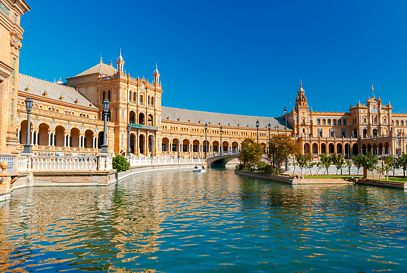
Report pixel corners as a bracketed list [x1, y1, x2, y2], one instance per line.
[2, 0, 407, 163]
[15, 53, 289, 158]
[291, 83, 407, 159]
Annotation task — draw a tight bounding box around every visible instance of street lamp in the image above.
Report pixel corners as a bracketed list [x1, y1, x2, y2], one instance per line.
[256, 120, 260, 143]
[127, 124, 131, 155]
[100, 99, 110, 154]
[22, 97, 34, 154]
[220, 126, 223, 156]
[204, 123, 208, 159]
[267, 122, 271, 157]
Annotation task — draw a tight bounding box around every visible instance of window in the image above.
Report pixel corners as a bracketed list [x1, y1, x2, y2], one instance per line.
[342, 129, 346, 137]
[338, 120, 341, 126]
[140, 94, 144, 105]
[343, 119, 347, 126]
[333, 119, 336, 126]
[317, 119, 321, 125]
[318, 129, 323, 137]
[328, 119, 331, 126]
[330, 129, 335, 138]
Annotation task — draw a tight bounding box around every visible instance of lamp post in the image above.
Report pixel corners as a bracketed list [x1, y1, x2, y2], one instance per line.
[256, 120, 259, 143]
[204, 123, 208, 159]
[150, 135, 155, 164]
[22, 97, 34, 154]
[127, 124, 131, 155]
[100, 99, 110, 154]
[267, 122, 271, 157]
[220, 126, 223, 156]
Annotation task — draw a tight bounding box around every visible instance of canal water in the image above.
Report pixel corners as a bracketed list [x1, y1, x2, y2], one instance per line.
[0, 169, 406, 272]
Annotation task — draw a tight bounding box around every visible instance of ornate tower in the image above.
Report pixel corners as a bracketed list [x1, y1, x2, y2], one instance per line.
[0, 0, 30, 154]
[293, 81, 310, 137]
[153, 63, 160, 85]
[116, 49, 125, 73]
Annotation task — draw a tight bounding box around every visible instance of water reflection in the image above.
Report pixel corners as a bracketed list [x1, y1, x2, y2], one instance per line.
[0, 169, 406, 272]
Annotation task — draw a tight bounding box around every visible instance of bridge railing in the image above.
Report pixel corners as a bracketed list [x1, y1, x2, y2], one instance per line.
[128, 156, 205, 167]
[206, 151, 240, 159]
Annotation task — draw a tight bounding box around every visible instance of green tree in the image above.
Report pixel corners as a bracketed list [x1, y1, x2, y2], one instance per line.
[381, 156, 394, 180]
[320, 154, 332, 175]
[238, 138, 263, 169]
[112, 154, 130, 172]
[352, 155, 363, 175]
[331, 154, 345, 175]
[360, 153, 378, 179]
[345, 159, 353, 175]
[296, 154, 310, 177]
[396, 153, 407, 177]
[269, 135, 298, 171]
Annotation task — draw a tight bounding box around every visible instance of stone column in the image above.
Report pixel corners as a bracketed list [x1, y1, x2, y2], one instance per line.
[0, 161, 11, 202]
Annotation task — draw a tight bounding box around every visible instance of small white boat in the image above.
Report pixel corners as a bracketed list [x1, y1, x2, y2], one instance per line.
[193, 166, 207, 173]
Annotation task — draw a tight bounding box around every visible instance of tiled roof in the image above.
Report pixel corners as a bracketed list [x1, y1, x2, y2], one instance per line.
[162, 106, 289, 129]
[19, 74, 97, 109]
[74, 61, 117, 77]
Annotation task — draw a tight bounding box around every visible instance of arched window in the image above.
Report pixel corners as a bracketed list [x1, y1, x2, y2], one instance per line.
[343, 119, 347, 126]
[140, 94, 144, 105]
[328, 119, 331, 125]
[108, 90, 111, 101]
[317, 119, 321, 125]
[338, 119, 341, 126]
[333, 119, 336, 126]
[323, 119, 326, 125]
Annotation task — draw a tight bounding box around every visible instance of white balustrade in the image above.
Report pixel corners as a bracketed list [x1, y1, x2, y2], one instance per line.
[17, 155, 101, 172]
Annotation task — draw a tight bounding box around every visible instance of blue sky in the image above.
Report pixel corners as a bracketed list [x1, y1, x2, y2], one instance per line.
[20, 0, 407, 117]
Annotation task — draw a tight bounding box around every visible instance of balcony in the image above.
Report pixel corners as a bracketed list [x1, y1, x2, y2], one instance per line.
[129, 123, 159, 131]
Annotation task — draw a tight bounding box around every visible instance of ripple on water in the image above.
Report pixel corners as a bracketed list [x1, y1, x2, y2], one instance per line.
[0, 169, 406, 272]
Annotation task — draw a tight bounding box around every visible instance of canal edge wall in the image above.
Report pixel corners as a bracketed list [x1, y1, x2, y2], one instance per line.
[356, 179, 407, 191]
[9, 163, 205, 193]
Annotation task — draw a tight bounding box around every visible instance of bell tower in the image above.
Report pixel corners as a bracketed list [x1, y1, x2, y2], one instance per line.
[293, 81, 310, 137]
[153, 63, 160, 85]
[116, 49, 125, 73]
[0, 0, 30, 154]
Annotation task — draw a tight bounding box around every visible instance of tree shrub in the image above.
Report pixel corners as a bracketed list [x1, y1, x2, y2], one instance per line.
[112, 154, 130, 172]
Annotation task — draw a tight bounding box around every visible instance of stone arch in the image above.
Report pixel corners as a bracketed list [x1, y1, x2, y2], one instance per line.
[232, 142, 239, 152]
[98, 131, 104, 148]
[337, 143, 343, 154]
[203, 140, 210, 153]
[172, 138, 180, 152]
[19, 120, 33, 145]
[183, 139, 190, 152]
[222, 141, 229, 152]
[304, 143, 310, 155]
[193, 140, 200, 152]
[352, 143, 359, 155]
[344, 143, 350, 156]
[329, 143, 335, 154]
[139, 112, 145, 125]
[213, 141, 220, 153]
[84, 129, 94, 148]
[70, 128, 80, 148]
[384, 142, 389, 154]
[312, 143, 318, 154]
[38, 123, 50, 146]
[162, 137, 169, 152]
[130, 133, 137, 153]
[129, 111, 136, 123]
[321, 143, 327, 154]
[148, 114, 154, 126]
[54, 126, 65, 147]
[139, 134, 146, 154]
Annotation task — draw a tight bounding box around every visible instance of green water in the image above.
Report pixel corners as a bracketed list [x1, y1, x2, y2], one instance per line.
[0, 169, 406, 272]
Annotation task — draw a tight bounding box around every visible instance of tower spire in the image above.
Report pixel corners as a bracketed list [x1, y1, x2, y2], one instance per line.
[371, 83, 375, 98]
[116, 48, 125, 73]
[153, 62, 160, 85]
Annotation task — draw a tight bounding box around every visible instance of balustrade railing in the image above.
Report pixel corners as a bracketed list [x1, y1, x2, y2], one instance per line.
[0, 154, 15, 172]
[128, 156, 204, 167]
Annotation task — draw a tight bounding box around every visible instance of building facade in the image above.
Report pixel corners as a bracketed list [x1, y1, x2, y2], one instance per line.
[2, 0, 407, 162]
[291, 83, 407, 159]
